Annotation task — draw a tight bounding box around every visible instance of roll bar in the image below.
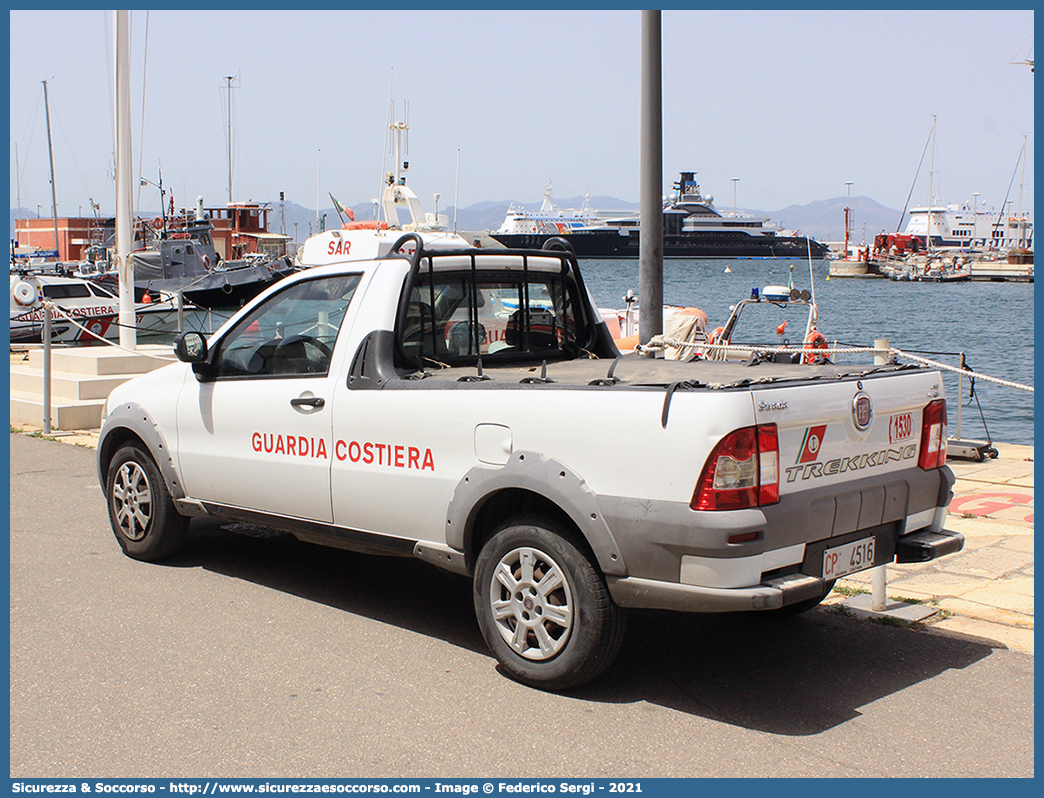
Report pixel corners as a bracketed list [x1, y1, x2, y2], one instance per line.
[388, 233, 617, 370]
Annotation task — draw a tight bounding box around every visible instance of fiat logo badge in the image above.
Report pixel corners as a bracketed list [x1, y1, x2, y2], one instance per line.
[852, 392, 873, 430]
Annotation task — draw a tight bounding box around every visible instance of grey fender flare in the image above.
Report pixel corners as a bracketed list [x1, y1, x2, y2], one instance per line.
[445, 451, 627, 577]
[97, 402, 185, 501]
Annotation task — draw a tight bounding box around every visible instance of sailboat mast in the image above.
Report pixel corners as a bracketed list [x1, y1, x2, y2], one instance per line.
[224, 75, 235, 204]
[42, 80, 60, 257]
[926, 114, 936, 253]
[1018, 134, 1026, 248]
[14, 142, 21, 237]
[453, 148, 460, 234]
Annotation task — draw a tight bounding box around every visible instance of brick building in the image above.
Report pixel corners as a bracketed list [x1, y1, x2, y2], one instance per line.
[13, 201, 288, 263]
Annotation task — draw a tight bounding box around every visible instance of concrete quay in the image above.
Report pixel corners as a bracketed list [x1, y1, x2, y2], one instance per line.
[10, 413, 1033, 656]
[825, 442, 1034, 655]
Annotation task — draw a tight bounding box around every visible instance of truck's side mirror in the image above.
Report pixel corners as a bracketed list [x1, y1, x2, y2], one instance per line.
[174, 331, 208, 363]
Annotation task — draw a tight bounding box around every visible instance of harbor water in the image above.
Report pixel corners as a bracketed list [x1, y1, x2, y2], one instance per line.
[579, 258, 1035, 447]
[155, 256, 1033, 446]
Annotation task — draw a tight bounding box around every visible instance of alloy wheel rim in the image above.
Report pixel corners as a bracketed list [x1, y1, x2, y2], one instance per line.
[112, 461, 153, 541]
[489, 546, 573, 661]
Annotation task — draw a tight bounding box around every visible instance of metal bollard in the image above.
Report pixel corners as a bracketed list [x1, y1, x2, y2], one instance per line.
[871, 338, 889, 611]
[955, 352, 965, 440]
[873, 338, 889, 367]
[43, 305, 52, 434]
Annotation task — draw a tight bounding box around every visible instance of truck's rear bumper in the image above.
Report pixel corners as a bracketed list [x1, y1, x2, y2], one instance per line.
[608, 528, 965, 613]
[607, 572, 822, 612]
[599, 466, 955, 589]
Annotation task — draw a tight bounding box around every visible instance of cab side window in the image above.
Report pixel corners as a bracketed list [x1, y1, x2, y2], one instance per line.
[215, 274, 361, 378]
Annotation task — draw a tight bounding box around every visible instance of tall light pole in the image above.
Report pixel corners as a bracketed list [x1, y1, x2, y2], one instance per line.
[731, 177, 739, 216]
[638, 9, 663, 346]
[971, 192, 981, 245]
[224, 75, 237, 204]
[42, 80, 60, 255]
[115, 10, 135, 349]
[844, 181, 853, 255]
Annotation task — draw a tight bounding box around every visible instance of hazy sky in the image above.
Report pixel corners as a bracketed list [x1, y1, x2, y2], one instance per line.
[9, 8, 1035, 220]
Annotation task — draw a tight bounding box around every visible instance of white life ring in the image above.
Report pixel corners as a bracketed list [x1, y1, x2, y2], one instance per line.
[13, 281, 38, 306]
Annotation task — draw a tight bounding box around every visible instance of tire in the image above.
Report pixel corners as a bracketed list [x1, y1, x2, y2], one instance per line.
[473, 516, 625, 691]
[765, 579, 836, 617]
[105, 443, 189, 561]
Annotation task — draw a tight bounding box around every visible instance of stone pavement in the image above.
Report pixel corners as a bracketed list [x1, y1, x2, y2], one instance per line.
[825, 442, 1034, 655]
[11, 424, 1034, 655]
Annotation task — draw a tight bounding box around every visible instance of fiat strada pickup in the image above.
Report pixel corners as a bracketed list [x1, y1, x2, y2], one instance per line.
[98, 235, 963, 690]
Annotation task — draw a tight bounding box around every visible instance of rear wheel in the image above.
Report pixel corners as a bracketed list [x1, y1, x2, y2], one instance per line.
[473, 517, 625, 691]
[106, 443, 188, 561]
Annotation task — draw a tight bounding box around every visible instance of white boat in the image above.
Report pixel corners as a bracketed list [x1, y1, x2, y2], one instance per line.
[885, 254, 972, 283]
[599, 298, 711, 360]
[296, 116, 469, 268]
[884, 123, 1032, 254]
[495, 181, 604, 236]
[493, 173, 831, 259]
[10, 272, 183, 343]
[900, 203, 1033, 251]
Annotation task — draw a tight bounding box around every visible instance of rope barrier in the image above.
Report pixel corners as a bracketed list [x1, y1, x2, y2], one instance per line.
[37, 301, 177, 360]
[890, 348, 1034, 392]
[639, 336, 1034, 393]
[21, 304, 1036, 393]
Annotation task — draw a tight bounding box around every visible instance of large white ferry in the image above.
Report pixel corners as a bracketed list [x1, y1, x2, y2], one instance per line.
[495, 182, 607, 236]
[903, 203, 1033, 250]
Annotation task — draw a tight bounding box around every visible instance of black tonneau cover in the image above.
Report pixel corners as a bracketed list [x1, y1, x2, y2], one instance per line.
[391, 354, 925, 391]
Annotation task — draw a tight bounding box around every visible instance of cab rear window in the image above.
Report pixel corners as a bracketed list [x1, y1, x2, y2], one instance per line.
[400, 271, 581, 364]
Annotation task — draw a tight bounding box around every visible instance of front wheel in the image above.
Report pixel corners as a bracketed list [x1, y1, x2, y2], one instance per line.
[473, 517, 625, 691]
[106, 443, 188, 561]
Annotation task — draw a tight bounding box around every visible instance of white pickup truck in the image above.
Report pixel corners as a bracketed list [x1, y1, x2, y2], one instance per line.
[97, 235, 963, 690]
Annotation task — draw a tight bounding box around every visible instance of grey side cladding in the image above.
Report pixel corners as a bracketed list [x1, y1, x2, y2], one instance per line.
[445, 450, 628, 577]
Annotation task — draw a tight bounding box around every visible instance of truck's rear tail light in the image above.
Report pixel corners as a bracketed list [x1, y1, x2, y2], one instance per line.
[919, 399, 948, 470]
[691, 424, 780, 511]
[757, 424, 780, 504]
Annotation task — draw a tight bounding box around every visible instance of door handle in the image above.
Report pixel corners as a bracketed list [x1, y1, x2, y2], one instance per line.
[290, 396, 325, 409]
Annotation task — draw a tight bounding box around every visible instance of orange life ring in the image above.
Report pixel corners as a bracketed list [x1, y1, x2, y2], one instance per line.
[803, 328, 830, 364]
[151, 217, 163, 229]
[203, 254, 212, 270]
[707, 326, 724, 345]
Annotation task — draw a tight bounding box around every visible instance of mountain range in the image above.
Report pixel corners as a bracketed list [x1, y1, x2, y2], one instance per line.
[10, 195, 904, 246]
